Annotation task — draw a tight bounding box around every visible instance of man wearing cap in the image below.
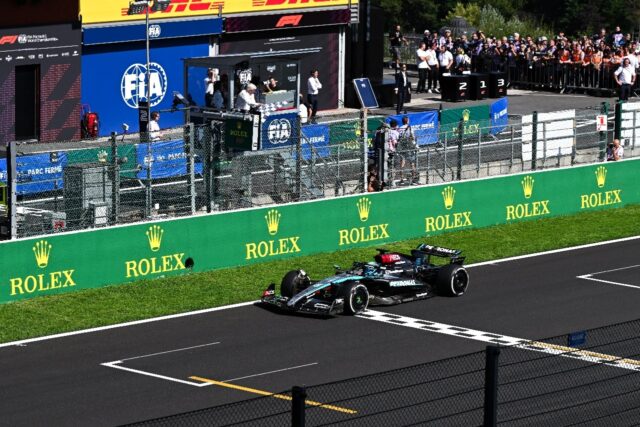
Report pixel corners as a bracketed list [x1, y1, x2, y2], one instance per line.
[235, 83, 260, 112]
[422, 30, 432, 47]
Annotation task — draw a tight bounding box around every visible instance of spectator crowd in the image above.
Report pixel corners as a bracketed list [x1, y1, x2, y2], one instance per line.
[391, 25, 639, 99]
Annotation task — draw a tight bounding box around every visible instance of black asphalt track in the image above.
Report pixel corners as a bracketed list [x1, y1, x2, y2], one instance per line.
[1, 238, 639, 426]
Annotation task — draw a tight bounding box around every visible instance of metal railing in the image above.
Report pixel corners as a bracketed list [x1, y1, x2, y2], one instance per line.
[2, 105, 638, 239]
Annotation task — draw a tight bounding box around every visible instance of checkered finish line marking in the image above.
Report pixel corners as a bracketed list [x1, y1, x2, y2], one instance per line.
[357, 310, 640, 372]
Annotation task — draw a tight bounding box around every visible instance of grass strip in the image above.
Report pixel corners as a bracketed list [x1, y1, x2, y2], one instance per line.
[1, 204, 639, 343]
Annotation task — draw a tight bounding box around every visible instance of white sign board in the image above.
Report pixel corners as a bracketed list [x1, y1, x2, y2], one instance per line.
[621, 102, 640, 147]
[522, 110, 575, 162]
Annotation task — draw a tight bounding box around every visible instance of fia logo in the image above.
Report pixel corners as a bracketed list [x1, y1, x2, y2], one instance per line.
[148, 25, 161, 38]
[121, 62, 168, 109]
[267, 119, 292, 145]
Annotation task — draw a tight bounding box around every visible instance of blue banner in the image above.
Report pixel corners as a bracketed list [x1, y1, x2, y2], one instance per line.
[490, 97, 509, 135]
[83, 18, 223, 45]
[82, 38, 209, 136]
[300, 124, 330, 160]
[385, 111, 439, 145]
[260, 112, 299, 150]
[0, 153, 67, 195]
[136, 140, 203, 179]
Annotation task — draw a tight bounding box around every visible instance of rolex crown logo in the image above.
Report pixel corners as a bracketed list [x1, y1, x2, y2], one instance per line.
[97, 150, 108, 163]
[33, 240, 52, 269]
[146, 225, 164, 252]
[521, 176, 535, 199]
[462, 109, 470, 122]
[442, 186, 456, 210]
[356, 197, 372, 222]
[265, 209, 281, 235]
[595, 166, 607, 188]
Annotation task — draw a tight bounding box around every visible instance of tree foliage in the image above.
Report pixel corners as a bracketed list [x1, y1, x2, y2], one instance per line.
[374, 0, 639, 36]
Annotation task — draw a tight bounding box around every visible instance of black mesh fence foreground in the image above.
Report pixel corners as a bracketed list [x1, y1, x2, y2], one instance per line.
[124, 319, 640, 427]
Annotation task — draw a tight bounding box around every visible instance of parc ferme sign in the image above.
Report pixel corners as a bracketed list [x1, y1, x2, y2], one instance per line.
[79, 0, 355, 24]
[0, 159, 638, 303]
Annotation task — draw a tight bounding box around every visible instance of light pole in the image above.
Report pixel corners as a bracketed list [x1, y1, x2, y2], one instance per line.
[127, 0, 171, 218]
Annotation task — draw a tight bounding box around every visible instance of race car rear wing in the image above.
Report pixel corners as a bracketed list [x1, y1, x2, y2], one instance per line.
[415, 244, 465, 263]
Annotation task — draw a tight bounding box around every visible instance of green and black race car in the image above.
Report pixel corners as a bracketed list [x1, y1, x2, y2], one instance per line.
[261, 244, 469, 316]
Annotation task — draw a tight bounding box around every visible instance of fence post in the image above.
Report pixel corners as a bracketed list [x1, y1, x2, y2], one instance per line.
[292, 386, 306, 427]
[571, 118, 577, 166]
[477, 127, 481, 177]
[145, 137, 153, 218]
[296, 117, 302, 200]
[599, 102, 609, 162]
[7, 140, 17, 239]
[531, 111, 538, 170]
[457, 119, 463, 180]
[542, 121, 547, 168]
[110, 132, 120, 225]
[361, 109, 368, 193]
[510, 125, 514, 172]
[483, 345, 501, 427]
[186, 123, 196, 215]
[613, 100, 622, 141]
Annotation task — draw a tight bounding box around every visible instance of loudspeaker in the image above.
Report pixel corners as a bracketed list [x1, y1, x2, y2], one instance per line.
[468, 73, 489, 100]
[489, 72, 507, 98]
[440, 75, 470, 102]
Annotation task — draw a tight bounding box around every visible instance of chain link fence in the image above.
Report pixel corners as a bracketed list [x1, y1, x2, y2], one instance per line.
[124, 318, 640, 426]
[2, 104, 638, 239]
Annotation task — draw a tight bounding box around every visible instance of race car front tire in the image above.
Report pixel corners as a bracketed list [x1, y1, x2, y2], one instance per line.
[341, 282, 370, 315]
[281, 270, 307, 298]
[436, 264, 469, 297]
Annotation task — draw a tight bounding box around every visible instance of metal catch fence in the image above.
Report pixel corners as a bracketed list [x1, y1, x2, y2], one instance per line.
[2, 104, 638, 239]
[124, 318, 640, 426]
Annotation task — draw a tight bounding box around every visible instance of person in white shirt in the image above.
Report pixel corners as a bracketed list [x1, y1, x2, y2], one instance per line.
[204, 68, 216, 107]
[416, 42, 429, 93]
[606, 138, 624, 161]
[614, 58, 636, 101]
[438, 45, 453, 83]
[235, 83, 260, 112]
[298, 94, 309, 124]
[307, 69, 322, 121]
[425, 43, 439, 93]
[148, 111, 161, 141]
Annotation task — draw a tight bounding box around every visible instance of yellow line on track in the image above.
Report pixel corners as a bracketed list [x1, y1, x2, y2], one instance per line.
[528, 341, 640, 366]
[189, 376, 357, 415]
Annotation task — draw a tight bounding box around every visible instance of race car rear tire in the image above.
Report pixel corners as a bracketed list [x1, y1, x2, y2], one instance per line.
[281, 270, 307, 298]
[341, 282, 370, 315]
[436, 264, 469, 297]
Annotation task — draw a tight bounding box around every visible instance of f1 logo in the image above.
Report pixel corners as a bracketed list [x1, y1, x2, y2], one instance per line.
[0, 36, 18, 45]
[275, 14, 303, 27]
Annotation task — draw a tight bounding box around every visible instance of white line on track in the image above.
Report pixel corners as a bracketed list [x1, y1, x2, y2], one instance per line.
[1, 234, 639, 349]
[577, 264, 640, 289]
[219, 362, 319, 384]
[117, 341, 221, 363]
[101, 361, 205, 387]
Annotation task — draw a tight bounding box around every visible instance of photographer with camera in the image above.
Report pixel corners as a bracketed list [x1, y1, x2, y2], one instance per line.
[606, 138, 624, 161]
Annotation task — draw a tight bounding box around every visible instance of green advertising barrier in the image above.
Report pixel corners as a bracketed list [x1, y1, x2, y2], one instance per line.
[328, 117, 383, 153]
[440, 105, 492, 139]
[1, 159, 639, 304]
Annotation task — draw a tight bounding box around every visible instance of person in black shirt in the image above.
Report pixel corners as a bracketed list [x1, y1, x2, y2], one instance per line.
[389, 25, 407, 69]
